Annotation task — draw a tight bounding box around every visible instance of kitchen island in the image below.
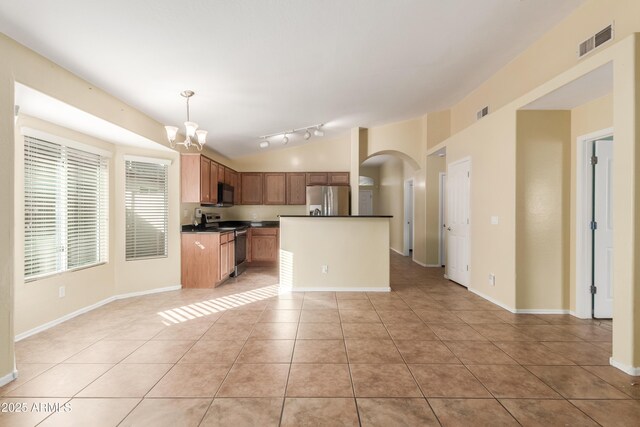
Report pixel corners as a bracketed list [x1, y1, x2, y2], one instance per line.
[279, 215, 392, 292]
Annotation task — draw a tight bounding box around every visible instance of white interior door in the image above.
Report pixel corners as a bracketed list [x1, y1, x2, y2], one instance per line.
[593, 139, 613, 318]
[439, 173, 447, 266]
[358, 190, 373, 216]
[447, 159, 470, 286]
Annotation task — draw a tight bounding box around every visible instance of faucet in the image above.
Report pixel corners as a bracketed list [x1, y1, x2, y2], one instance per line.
[313, 208, 321, 216]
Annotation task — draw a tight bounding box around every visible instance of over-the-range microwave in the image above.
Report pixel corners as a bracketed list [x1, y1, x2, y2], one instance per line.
[217, 182, 234, 207]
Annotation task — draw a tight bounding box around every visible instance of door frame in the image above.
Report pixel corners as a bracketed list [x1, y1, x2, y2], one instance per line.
[575, 127, 614, 319]
[446, 156, 471, 287]
[438, 172, 447, 266]
[358, 189, 373, 216]
[403, 178, 414, 256]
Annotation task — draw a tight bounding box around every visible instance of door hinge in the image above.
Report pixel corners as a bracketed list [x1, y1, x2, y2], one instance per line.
[467, 171, 470, 177]
[591, 155, 598, 165]
[590, 221, 598, 231]
[590, 285, 597, 294]
[466, 265, 469, 271]
[467, 218, 469, 224]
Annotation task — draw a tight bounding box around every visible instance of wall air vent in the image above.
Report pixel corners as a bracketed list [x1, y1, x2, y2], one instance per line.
[476, 106, 489, 120]
[579, 24, 613, 58]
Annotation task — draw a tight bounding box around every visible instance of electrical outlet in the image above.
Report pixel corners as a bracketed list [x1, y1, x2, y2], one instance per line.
[58, 286, 66, 298]
[321, 265, 329, 274]
[488, 274, 496, 287]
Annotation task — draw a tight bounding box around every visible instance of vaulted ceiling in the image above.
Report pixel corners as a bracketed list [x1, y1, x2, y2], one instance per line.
[1, 0, 584, 157]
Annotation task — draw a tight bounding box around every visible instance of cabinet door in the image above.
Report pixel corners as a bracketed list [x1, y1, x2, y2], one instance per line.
[263, 173, 286, 205]
[328, 172, 350, 186]
[228, 239, 235, 274]
[218, 164, 225, 185]
[306, 172, 328, 186]
[251, 228, 278, 262]
[182, 234, 217, 288]
[286, 173, 306, 205]
[210, 161, 219, 205]
[220, 241, 229, 278]
[200, 157, 211, 203]
[234, 173, 242, 205]
[181, 155, 201, 203]
[240, 173, 263, 205]
[224, 168, 234, 186]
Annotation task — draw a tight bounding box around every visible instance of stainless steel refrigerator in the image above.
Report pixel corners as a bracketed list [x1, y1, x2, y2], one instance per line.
[306, 186, 350, 216]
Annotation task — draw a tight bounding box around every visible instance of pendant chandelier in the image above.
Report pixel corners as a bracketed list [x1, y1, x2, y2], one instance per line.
[165, 90, 207, 151]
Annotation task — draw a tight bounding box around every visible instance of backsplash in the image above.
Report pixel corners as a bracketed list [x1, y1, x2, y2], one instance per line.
[180, 203, 305, 224]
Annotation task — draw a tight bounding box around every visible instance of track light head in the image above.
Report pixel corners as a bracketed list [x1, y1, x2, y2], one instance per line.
[314, 126, 324, 137]
[303, 129, 311, 140]
[282, 134, 289, 144]
[259, 140, 270, 149]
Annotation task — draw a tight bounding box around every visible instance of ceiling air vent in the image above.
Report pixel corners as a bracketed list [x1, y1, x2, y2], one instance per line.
[579, 24, 613, 58]
[476, 106, 489, 120]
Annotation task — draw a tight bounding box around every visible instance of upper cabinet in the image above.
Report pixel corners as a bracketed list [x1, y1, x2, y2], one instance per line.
[241, 173, 263, 205]
[286, 173, 306, 205]
[181, 154, 236, 205]
[263, 173, 286, 205]
[306, 172, 328, 186]
[329, 172, 350, 186]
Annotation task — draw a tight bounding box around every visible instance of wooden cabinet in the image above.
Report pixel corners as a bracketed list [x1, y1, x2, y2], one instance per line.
[181, 233, 219, 288]
[225, 169, 240, 204]
[181, 154, 221, 205]
[250, 228, 279, 263]
[263, 173, 286, 205]
[329, 172, 350, 186]
[241, 173, 263, 205]
[219, 232, 235, 281]
[306, 172, 328, 186]
[218, 164, 225, 185]
[286, 173, 307, 205]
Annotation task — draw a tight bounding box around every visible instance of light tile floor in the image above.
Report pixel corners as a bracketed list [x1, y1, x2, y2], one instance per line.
[1, 252, 638, 426]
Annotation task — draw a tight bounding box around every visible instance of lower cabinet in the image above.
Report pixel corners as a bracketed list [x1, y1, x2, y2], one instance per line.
[249, 228, 279, 263]
[181, 232, 235, 288]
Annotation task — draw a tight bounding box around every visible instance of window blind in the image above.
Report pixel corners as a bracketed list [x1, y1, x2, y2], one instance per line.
[24, 135, 109, 281]
[125, 160, 169, 260]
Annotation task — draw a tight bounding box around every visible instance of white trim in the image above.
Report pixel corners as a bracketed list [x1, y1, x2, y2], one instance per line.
[124, 154, 173, 166]
[390, 247, 404, 256]
[610, 358, 640, 376]
[438, 172, 447, 266]
[412, 259, 427, 267]
[280, 286, 391, 293]
[15, 285, 181, 342]
[446, 156, 472, 287]
[575, 127, 614, 319]
[444, 274, 449, 279]
[0, 370, 18, 387]
[514, 309, 570, 314]
[403, 178, 415, 256]
[424, 264, 442, 268]
[20, 127, 113, 158]
[468, 288, 516, 313]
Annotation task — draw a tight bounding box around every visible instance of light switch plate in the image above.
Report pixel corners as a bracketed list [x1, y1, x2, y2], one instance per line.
[491, 216, 499, 225]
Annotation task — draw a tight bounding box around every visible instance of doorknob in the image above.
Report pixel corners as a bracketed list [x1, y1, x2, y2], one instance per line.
[447, 227, 452, 231]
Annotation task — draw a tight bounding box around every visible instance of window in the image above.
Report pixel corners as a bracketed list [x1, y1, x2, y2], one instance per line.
[125, 157, 169, 260]
[24, 135, 109, 281]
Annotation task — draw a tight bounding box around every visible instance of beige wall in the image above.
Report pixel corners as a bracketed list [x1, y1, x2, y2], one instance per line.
[569, 93, 614, 312]
[232, 135, 350, 172]
[515, 111, 571, 310]
[450, 0, 640, 134]
[425, 155, 446, 265]
[378, 157, 406, 254]
[427, 110, 452, 150]
[279, 217, 390, 290]
[0, 33, 180, 381]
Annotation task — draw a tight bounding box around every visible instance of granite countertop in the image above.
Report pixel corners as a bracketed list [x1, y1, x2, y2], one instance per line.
[181, 220, 280, 233]
[279, 215, 393, 218]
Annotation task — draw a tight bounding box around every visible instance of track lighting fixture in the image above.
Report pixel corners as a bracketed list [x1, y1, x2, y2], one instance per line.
[257, 123, 325, 148]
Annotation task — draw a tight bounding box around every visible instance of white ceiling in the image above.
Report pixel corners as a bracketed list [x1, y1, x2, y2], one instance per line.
[0, 0, 585, 158]
[522, 62, 612, 110]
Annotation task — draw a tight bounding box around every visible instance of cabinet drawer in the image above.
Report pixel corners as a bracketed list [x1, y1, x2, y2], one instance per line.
[251, 227, 278, 236]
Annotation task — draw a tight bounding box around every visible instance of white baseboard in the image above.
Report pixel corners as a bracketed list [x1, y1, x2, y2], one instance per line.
[412, 259, 427, 267]
[280, 286, 391, 293]
[423, 264, 442, 268]
[443, 274, 449, 279]
[610, 357, 640, 376]
[0, 370, 18, 387]
[390, 247, 404, 256]
[513, 309, 570, 314]
[15, 285, 182, 342]
[468, 288, 516, 313]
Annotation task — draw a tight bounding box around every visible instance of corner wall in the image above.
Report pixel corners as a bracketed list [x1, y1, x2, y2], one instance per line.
[515, 110, 571, 310]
